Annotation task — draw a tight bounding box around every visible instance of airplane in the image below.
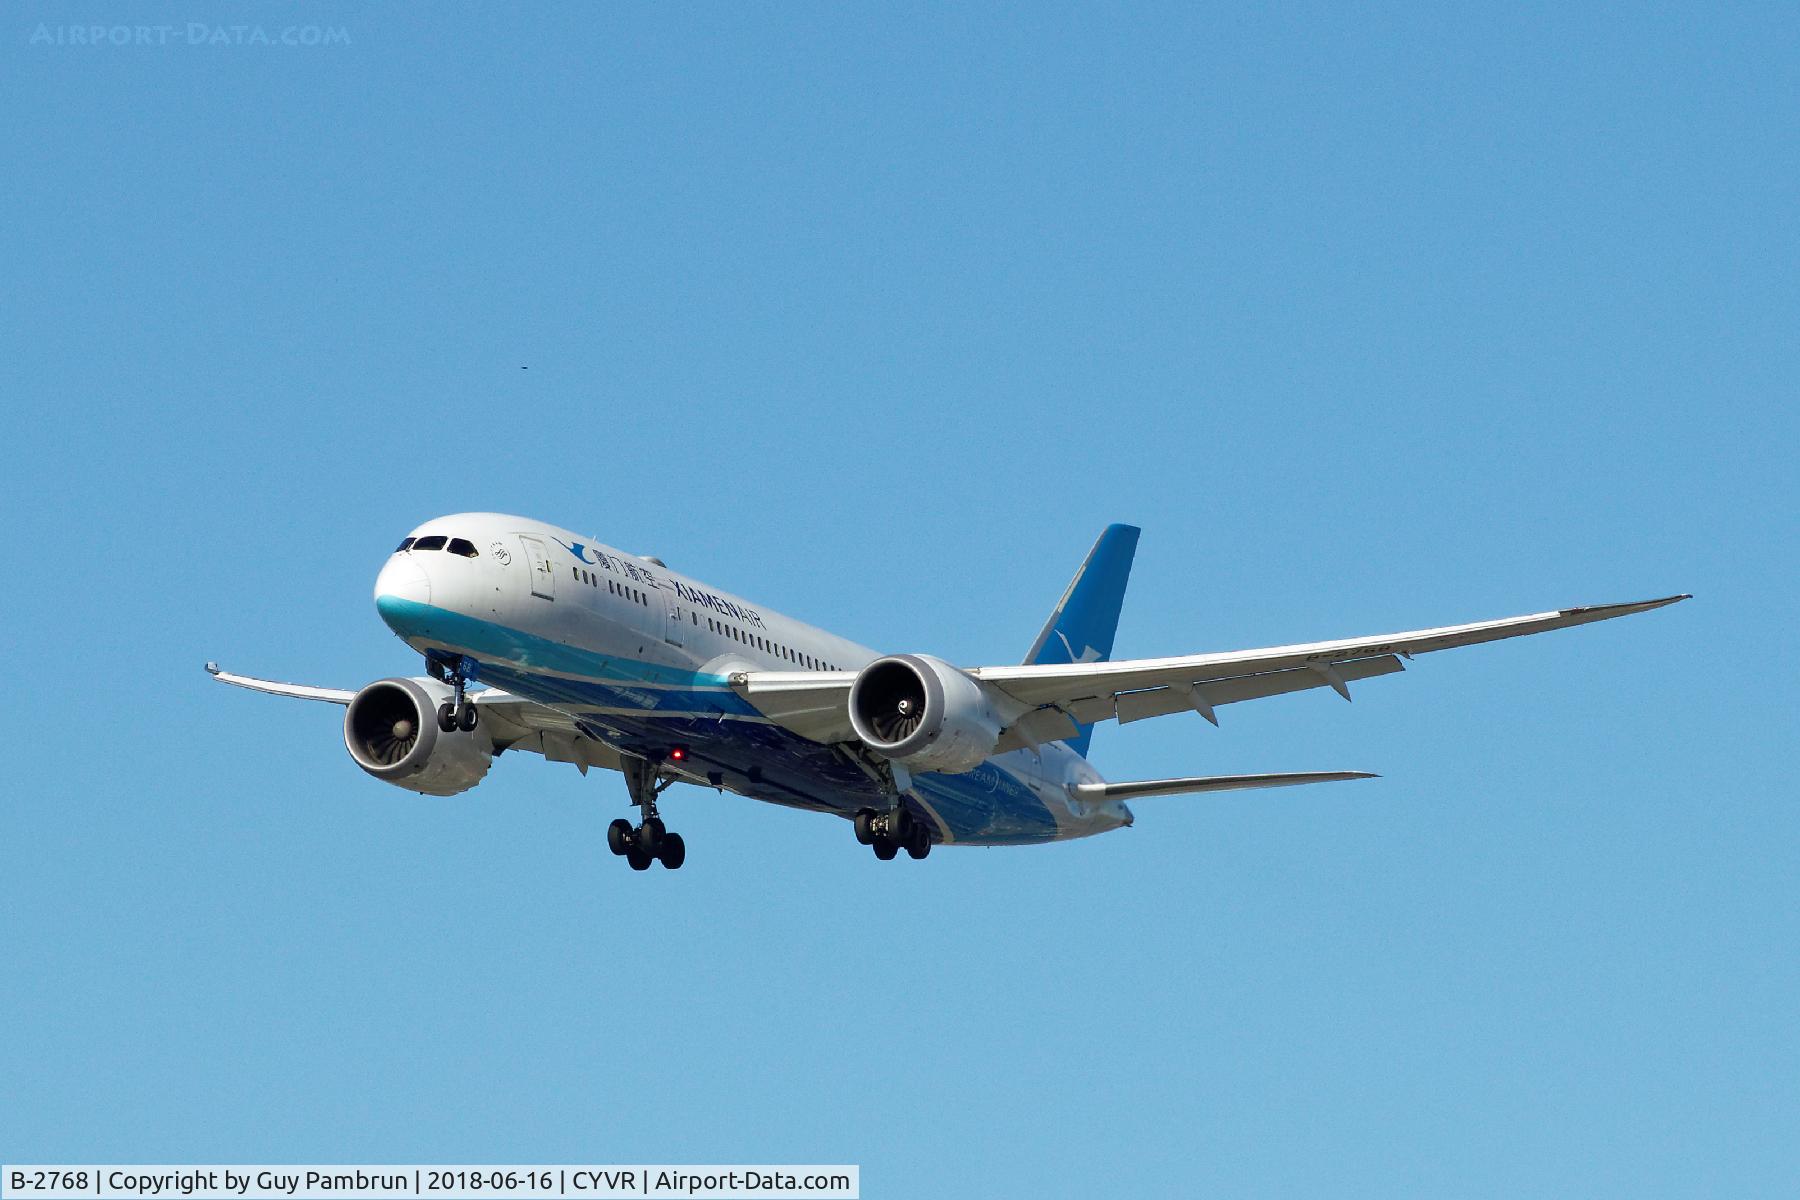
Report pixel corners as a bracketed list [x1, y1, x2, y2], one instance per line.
[208, 514, 1688, 870]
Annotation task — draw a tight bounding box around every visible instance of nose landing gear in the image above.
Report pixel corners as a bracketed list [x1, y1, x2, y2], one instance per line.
[607, 754, 687, 870]
[426, 652, 480, 733]
[854, 807, 932, 861]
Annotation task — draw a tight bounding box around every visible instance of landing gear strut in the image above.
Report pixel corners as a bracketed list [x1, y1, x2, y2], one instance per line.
[854, 806, 931, 861]
[426, 652, 480, 733]
[606, 754, 686, 870]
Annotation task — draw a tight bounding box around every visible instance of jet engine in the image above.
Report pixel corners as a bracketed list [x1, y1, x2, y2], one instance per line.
[848, 654, 1005, 774]
[343, 677, 493, 796]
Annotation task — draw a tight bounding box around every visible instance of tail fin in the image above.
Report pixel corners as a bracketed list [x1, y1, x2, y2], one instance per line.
[1023, 523, 1140, 757]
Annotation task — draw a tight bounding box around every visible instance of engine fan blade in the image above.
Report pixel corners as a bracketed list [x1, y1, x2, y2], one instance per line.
[369, 716, 419, 764]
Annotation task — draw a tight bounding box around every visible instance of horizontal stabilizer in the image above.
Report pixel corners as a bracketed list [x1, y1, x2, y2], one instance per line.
[1070, 771, 1378, 801]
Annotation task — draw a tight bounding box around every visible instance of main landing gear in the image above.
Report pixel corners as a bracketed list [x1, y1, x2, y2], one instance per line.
[607, 754, 686, 871]
[426, 652, 479, 733]
[854, 806, 932, 862]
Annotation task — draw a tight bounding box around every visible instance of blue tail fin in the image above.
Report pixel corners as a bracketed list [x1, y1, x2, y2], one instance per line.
[1023, 523, 1140, 757]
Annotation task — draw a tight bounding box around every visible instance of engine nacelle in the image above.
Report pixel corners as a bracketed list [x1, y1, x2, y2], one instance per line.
[848, 654, 1004, 774]
[343, 677, 493, 796]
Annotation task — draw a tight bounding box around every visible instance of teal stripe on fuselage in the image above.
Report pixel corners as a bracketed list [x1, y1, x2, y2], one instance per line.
[376, 594, 750, 699]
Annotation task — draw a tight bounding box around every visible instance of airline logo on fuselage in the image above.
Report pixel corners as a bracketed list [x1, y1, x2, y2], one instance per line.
[673, 580, 766, 629]
[551, 538, 766, 628]
[551, 538, 657, 585]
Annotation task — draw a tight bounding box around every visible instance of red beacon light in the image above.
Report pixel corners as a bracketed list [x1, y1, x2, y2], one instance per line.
[668, 746, 688, 762]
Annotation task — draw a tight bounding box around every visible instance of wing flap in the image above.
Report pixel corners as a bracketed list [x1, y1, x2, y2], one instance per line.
[1114, 653, 1406, 725]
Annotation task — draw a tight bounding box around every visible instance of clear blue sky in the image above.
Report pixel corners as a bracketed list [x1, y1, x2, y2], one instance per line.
[3, 4, 1794, 1196]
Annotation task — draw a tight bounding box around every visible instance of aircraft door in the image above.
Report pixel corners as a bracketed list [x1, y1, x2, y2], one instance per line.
[662, 584, 686, 646]
[519, 535, 555, 600]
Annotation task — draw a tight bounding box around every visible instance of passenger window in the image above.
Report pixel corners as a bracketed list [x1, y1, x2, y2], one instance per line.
[446, 538, 478, 558]
[396, 537, 415, 552]
[412, 535, 447, 552]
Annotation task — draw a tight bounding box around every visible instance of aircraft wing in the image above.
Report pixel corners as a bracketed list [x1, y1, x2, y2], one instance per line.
[204, 663, 629, 775]
[731, 595, 1690, 748]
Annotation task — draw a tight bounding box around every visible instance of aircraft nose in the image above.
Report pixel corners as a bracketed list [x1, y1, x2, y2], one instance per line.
[374, 555, 431, 625]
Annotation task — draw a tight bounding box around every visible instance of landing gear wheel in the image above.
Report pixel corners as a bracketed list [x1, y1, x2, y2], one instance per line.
[616, 754, 685, 873]
[906, 825, 931, 859]
[853, 810, 877, 845]
[456, 701, 479, 731]
[873, 838, 899, 861]
[436, 701, 457, 733]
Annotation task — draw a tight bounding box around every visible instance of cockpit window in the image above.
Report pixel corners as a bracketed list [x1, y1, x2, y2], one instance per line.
[446, 538, 478, 558]
[412, 535, 448, 552]
[396, 537, 415, 552]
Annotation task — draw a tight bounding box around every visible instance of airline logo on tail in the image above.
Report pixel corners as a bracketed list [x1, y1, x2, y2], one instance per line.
[1055, 631, 1102, 664]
